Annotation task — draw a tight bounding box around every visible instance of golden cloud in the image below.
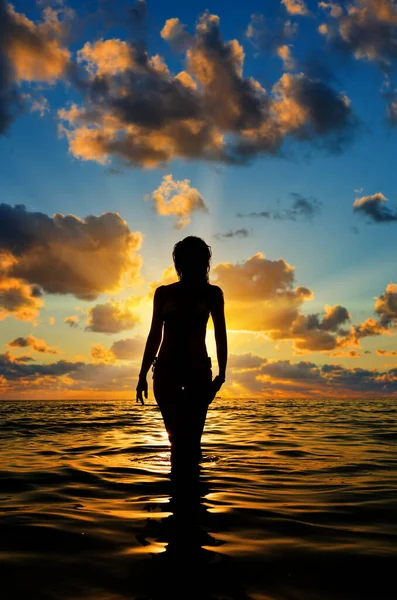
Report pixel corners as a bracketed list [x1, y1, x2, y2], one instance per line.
[0, 275, 43, 323]
[4, 4, 72, 82]
[150, 174, 208, 229]
[77, 39, 133, 76]
[282, 0, 309, 16]
[0, 205, 143, 301]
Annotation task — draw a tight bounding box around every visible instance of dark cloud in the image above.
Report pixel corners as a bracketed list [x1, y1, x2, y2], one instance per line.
[375, 284, 397, 327]
[8, 335, 59, 354]
[65, 316, 79, 328]
[319, 0, 397, 70]
[0, 273, 43, 322]
[59, 11, 357, 167]
[237, 193, 322, 221]
[228, 352, 397, 395]
[0, 0, 20, 134]
[377, 349, 397, 356]
[237, 210, 271, 218]
[0, 204, 142, 300]
[353, 193, 397, 222]
[214, 228, 250, 240]
[85, 299, 141, 334]
[0, 351, 84, 380]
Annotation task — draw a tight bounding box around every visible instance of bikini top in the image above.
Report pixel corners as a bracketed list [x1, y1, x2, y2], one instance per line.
[160, 283, 221, 330]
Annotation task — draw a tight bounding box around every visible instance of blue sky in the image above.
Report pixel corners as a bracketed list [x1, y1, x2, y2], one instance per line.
[1, 0, 397, 397]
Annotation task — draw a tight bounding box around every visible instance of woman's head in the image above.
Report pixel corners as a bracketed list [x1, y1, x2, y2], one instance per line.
[173, 236, 212, 283]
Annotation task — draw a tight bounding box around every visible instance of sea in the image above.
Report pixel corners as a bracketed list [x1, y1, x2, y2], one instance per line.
[0, 397, 396, 600]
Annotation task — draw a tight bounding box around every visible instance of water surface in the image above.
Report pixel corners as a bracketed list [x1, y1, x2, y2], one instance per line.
[1, 398, 396, 599]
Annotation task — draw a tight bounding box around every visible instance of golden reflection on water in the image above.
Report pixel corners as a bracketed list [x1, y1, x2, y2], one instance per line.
[1, 398, 397, 600]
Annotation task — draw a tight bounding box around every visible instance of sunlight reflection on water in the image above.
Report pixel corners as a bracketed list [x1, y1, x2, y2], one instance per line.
[1, 398, 397, 599]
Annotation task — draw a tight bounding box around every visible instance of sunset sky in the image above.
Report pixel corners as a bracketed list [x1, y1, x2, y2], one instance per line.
[1, 0, 397, 399]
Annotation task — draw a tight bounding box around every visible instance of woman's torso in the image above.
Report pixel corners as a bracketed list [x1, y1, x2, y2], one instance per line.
[157, 281, 215, 366]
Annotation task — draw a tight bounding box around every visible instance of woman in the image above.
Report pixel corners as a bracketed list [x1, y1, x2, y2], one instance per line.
[136, 236, 227, 465]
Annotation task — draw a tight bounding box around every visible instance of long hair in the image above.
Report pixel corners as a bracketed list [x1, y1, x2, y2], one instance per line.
[173, 236, 212, 284]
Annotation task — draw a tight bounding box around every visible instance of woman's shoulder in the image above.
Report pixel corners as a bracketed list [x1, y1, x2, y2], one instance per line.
[207, 283, 224, 304]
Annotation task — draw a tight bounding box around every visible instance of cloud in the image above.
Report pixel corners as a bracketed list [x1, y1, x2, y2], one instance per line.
[2, 347, 397, 398]
[91, 336, 146, 362]
[211, 253, 358, 352]
[277, 45, 296, 70]
[91, 343, 115, 363]
[374, 283, 397, 326]
[0, 352, 84, 380]
[338, 283, 397, 348]
[212, 253, 314, 336]
[58, 10, 357, 167]
[282, 1, 309, 17]
[149, 174, 208, 229]
[77, 39, 133, 76]
[330, 350, 361, 358]
[226, 352, 397, 397]
[86, 298, 141, 334]
[353, 192, 397, 222]
[245, 13, 297, 53]
[3, 4, 72, 83]
[227, 353, 267, 370]
[0, 204, 142, 301]
[0, 267, 43, 322]
[8, 335, 59, 354]
[65, 315, 79, 328]
[377, 348, 397, 356]
[110, 336, 145, 359]
[0, 0, 20, 134]
[238, 193, 322, 221]
[23, 93, 49, 117]
[147, 265, 178, 298]
[0, 0, 73, 133]
[161, 18, 192, 52]
[214, 228, 250, 240]
[319, 0, 397, 68]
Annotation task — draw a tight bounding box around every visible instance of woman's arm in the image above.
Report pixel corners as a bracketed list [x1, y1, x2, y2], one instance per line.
[136, 287, 164, 404]
[211, 286, 227, 381]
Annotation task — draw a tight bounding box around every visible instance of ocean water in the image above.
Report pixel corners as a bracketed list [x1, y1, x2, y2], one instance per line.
[0, 397, 396, 600]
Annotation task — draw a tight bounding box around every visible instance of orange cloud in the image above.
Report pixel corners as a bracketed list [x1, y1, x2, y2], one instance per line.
[282, 0, 309, 16]
[65, 315, 79, 328]
[150, 174, 208, 229]
[0, 275, 43, 322]
[77, 39, 133, 76]
[4, 4, 72, 82]
[277, 45, 296, 70]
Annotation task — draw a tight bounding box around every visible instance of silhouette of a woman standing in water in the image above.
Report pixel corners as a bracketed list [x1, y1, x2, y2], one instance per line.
[136, 236, 227, 466]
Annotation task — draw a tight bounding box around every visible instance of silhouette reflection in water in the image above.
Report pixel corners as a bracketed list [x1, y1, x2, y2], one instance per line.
[136, 236, 228, 469]
[137, 464, 250, 600]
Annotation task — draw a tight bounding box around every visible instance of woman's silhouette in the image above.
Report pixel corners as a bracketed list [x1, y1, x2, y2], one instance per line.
[136, 236, 227, 466]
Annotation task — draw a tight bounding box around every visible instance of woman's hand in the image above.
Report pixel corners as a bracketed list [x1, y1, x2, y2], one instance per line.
[136, 376, 148, 405]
